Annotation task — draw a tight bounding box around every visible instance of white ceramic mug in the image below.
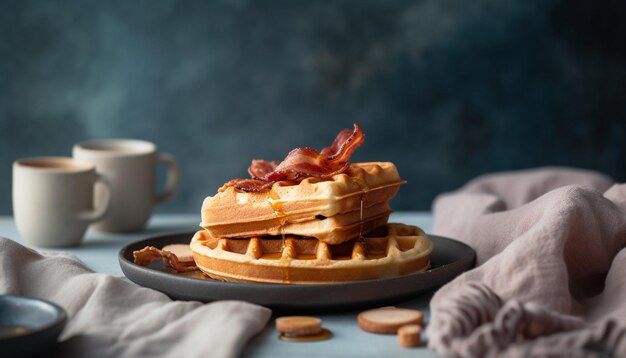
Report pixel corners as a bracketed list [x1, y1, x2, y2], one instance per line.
[72, 139, 179, 232]
[13, 157, 111, 247]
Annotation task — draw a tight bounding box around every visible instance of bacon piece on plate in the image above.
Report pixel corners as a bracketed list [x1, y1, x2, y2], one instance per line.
[133, 246, 198, 273]
[229, 124, 365, 192]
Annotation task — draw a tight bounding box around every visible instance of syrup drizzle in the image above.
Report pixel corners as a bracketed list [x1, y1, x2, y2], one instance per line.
[0, 326, 30, 338]
[281, 259, 290, 283]
[352, 177, 370, 252]
[281, 224, 286, 252]
[278, 328, 333, 342]
[359, 196, 365, 240]
[178, 270, 211, 280]
[269, 188, 290, 282]
[268, 188, 287, 251]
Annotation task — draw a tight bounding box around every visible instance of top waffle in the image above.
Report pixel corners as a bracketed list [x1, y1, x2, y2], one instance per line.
[201, 162, 405, 230]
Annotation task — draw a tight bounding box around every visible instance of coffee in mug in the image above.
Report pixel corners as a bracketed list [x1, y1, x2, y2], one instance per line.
[72, 139, 179, 232]
[12, 157, 111, 247]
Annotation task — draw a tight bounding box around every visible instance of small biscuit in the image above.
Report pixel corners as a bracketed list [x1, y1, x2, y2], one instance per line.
[276, 316, 323, 337]
[398, 324, 421, 348]
[357, 307, 423, 334]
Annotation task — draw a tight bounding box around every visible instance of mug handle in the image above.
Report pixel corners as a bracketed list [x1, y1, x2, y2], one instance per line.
[155, 152, 179, 205]
[78, 174, 111, 222]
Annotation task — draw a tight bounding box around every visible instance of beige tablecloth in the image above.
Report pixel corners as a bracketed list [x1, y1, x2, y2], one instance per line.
[427, 167, 626, 357]
[0, 238, 271, 358]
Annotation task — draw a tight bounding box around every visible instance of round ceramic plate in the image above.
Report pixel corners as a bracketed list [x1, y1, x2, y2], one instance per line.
[119, 232, 475, 311]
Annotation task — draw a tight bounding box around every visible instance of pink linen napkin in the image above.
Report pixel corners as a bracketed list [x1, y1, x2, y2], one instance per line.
[0, 238, 271, 358]
[427, 167, 626, 357]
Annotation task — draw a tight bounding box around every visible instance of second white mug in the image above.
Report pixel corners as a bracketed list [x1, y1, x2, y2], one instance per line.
[73, 139, 179, 232]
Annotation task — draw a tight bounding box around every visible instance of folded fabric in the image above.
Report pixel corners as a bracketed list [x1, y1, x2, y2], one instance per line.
[0, 238, 271, 358]
[427, 167, 626, 357]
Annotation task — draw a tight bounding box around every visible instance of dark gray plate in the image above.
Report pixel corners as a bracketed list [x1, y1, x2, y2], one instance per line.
[0, 295, 67, 358]
[119, 232, 475, 311]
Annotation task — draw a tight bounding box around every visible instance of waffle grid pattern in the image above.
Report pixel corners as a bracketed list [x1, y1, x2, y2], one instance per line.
[190, 223, 433, 284]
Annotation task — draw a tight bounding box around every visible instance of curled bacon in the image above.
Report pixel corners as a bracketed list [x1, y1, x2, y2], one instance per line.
[248, 160, 279, 179]
[224, 124, 365, 192]
[320, 127, 356, 158]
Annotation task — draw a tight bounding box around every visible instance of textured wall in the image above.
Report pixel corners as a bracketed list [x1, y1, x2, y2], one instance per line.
[2, 0, 626, 214]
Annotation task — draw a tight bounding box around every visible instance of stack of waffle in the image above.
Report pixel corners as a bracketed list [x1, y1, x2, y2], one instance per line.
[190, 162, 433, 284]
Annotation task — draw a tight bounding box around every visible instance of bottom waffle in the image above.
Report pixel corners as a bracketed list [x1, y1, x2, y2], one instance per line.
[190, 223, 433, 284]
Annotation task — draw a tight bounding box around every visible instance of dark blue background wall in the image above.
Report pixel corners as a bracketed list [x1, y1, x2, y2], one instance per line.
[2, 0, 626, 214]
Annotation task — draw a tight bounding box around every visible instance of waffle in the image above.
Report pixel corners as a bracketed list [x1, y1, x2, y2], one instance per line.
[190, 223, 433, 284]
[204, 202, 392, 244]
[201, 162, 405, 230]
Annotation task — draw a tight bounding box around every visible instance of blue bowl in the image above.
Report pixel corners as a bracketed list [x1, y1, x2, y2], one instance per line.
[0, 295, 67, 357]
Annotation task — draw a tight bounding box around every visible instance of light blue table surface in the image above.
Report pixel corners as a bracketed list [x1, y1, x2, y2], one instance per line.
[0, 212, 439, 357]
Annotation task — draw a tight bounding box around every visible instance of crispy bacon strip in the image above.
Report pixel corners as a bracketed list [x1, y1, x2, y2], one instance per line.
[324, 125, 366, 162]
[248, 160, 279, 179]
[320, 128, 354, 157]
[133, 246, 198, 273]
[224, 178, 276, 192]
[227, 124, 365, 192]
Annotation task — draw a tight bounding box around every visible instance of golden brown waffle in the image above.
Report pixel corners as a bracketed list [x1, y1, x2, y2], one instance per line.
[201, 162, 405, 230]
[190, 223, 433, 284]
[204, 202, 392, 244]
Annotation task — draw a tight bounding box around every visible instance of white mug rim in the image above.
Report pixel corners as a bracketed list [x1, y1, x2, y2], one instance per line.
[14, 157, 95, 173]
[73, 139, 156, 158]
